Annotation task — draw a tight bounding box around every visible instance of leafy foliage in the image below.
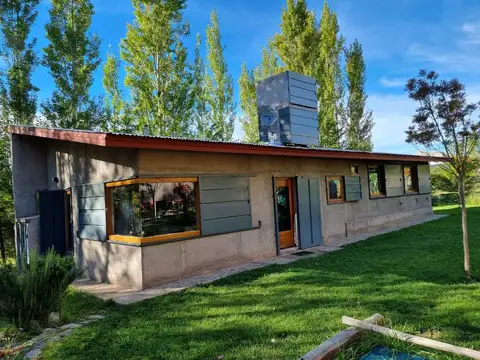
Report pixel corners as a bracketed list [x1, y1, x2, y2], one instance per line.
[405, 69, 480, 280]
[0, 0, 40, 127]
[0, 250, 82, 329]
[196, 10, 235, 141]
[121, 0, 194, 137]
[345, 39, 374, 151]
[42, 0, 103, 130]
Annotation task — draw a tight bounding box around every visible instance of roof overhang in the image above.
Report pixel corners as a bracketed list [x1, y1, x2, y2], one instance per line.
[9, 126, 447, 163]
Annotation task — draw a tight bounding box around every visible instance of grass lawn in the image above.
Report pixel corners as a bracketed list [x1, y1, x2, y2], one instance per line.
[42, 206, 480, 360]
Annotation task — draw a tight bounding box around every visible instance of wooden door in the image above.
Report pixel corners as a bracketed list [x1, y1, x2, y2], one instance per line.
[276, 178, 295, 249]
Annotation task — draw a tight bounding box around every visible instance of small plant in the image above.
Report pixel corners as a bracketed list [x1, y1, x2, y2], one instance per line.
[0, 250, 82, 330]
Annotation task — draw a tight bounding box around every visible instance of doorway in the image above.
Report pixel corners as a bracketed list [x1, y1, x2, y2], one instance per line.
[275, 178, 296, 249]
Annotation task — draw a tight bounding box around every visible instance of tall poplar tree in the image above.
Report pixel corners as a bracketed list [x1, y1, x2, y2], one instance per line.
[345, 39, 373, 151]
[317, 1, 344, 148]
[121, 0, 193, 137]
[239, 45, 282, 143]
[0, 0, 40, 126]
[102, 49, 135, 133]
[272, 0, 318, 76]
[42, 0, 102, 130]
[201, 9, 235, 141]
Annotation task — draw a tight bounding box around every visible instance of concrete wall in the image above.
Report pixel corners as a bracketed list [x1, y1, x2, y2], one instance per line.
[11, 135, 49, 218]
[45, 139, 138, 279]
[81, 239, 143, 289]
[138, 149, 432, 245]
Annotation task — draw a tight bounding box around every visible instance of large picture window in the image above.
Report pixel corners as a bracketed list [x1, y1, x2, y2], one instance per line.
[403, 165, 419, 193]
[368, 165, 386, 197]
[106, 178, 199, 244]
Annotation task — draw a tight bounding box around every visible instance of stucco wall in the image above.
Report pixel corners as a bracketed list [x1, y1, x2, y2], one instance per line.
[11, 135, 49, 218]
[81, 239, 143, 289]
[138, 149, 432, 245]
[45, 139, 138, 271]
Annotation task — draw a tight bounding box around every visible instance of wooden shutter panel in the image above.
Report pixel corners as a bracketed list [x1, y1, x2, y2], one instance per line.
[344, 176, 362, 201]
[385, 164, 404, 197]
[199, 176, 252, 236]
[297, 177, 323, 249]
[77, 183, 107, 240]
[418, 164, 431, 194]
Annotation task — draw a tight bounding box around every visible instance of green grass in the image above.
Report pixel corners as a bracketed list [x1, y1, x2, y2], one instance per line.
[42, 206, 480, 360]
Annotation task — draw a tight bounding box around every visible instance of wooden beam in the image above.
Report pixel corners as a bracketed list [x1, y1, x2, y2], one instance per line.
[342, 316, 480, 359]
[301, 314, 384, 360]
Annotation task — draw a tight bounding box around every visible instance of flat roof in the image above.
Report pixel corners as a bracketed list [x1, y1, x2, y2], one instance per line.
[9, 126, 445, 163]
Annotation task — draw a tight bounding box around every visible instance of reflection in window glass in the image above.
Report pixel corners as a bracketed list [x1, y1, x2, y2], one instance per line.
[112, 182, 197, 237]
[369, 165, 385, 196]
[327, 176, 344, 202]
[404, 165, 418, 193]
[276, 186, 291, 232]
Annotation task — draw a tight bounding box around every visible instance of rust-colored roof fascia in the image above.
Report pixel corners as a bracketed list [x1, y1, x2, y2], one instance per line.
[9, 126, 107, 146]
[105, 134, 443, 163]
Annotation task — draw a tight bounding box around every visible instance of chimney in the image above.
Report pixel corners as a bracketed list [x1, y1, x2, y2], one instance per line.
[143, 125, 149, 136]
[255, 71, 318, 146]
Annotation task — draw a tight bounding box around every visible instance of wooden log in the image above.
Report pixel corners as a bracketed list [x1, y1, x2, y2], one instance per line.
[342, 316, 480, 359]
[300, 314, 384, 360]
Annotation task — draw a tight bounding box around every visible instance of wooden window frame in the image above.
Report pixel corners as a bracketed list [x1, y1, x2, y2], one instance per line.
[368, 164, 386, 198]
[403, 165, 419, 194]
[105, 177, 201, 245]
[350, 164, 359, 176]
[326, 175, 345, 204]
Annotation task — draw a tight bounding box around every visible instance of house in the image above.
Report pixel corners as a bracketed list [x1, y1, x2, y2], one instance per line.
[9, 71, 441, 289]
[10, 125, 439, 289]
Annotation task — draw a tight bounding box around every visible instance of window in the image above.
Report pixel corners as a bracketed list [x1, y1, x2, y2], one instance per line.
[106, 178, 200, 244]
[350, 164, 359, 175]
[403, 165, 419, 193]
[368, 165, 386, 197]
[326, 176, 344, 203]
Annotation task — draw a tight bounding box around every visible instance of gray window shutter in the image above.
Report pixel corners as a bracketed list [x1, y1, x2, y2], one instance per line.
[77, 183, 106, 241]
[385, 164, 404, 197]
[297, 177, 323, 249]
[418, 164, 431, 194]
[199, 176, 252, 236]
[344, 176, 362, 201]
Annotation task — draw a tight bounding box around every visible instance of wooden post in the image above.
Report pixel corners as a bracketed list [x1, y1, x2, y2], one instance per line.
[342, 316, 480, 359]
[300, 314, 384, 360]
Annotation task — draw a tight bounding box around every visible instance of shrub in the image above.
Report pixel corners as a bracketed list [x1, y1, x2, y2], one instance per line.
[0, 250, 82, 329]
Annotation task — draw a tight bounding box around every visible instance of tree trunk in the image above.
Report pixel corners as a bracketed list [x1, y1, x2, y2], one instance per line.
[0, 225, 5, 265]
[458, 174, 471, 281]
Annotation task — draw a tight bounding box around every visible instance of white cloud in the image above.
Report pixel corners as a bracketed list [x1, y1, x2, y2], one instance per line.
[367, 93, 417, 154]
[461, 21, 480, 44]
[379, 76, 407, 88]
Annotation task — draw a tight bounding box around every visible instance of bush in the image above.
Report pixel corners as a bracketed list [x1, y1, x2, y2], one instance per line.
[0, 250, 82, 329]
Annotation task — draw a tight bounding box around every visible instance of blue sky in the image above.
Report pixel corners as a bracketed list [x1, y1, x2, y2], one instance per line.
[31, 0, 480, 154]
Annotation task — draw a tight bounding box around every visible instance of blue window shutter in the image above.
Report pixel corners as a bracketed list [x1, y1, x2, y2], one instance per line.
[418, 164, 431, 194]
[199, 176, 252, 236]
[345, 176, 362, 201]
[385, 164, 404, 197]
[77, 183, 107, 241]
[297, 177, 323, 249]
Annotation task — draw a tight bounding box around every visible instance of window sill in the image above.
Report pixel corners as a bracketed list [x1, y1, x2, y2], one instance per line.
[108, 230, 201, 245]
[327, 200, 345, 205]
[104, 223, 262, 247]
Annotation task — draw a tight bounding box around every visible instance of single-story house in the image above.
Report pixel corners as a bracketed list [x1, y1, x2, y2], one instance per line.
[10, 126, 440, 289]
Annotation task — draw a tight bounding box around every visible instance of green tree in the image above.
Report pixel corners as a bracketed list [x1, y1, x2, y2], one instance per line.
[121, 0, 193, 137]
[102, 49, 135, 133]
[0, 0, 41, 262]
[239, 45, 282, 143]
[272, 0, 317, 76]
[42, 0, 102, 130]
[0, 0, 40, 126]
[317, 1, 344, 148]
[345, 39, 373, 151]
[200, 9, 235, 141]
[405, 69, 480, 280]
